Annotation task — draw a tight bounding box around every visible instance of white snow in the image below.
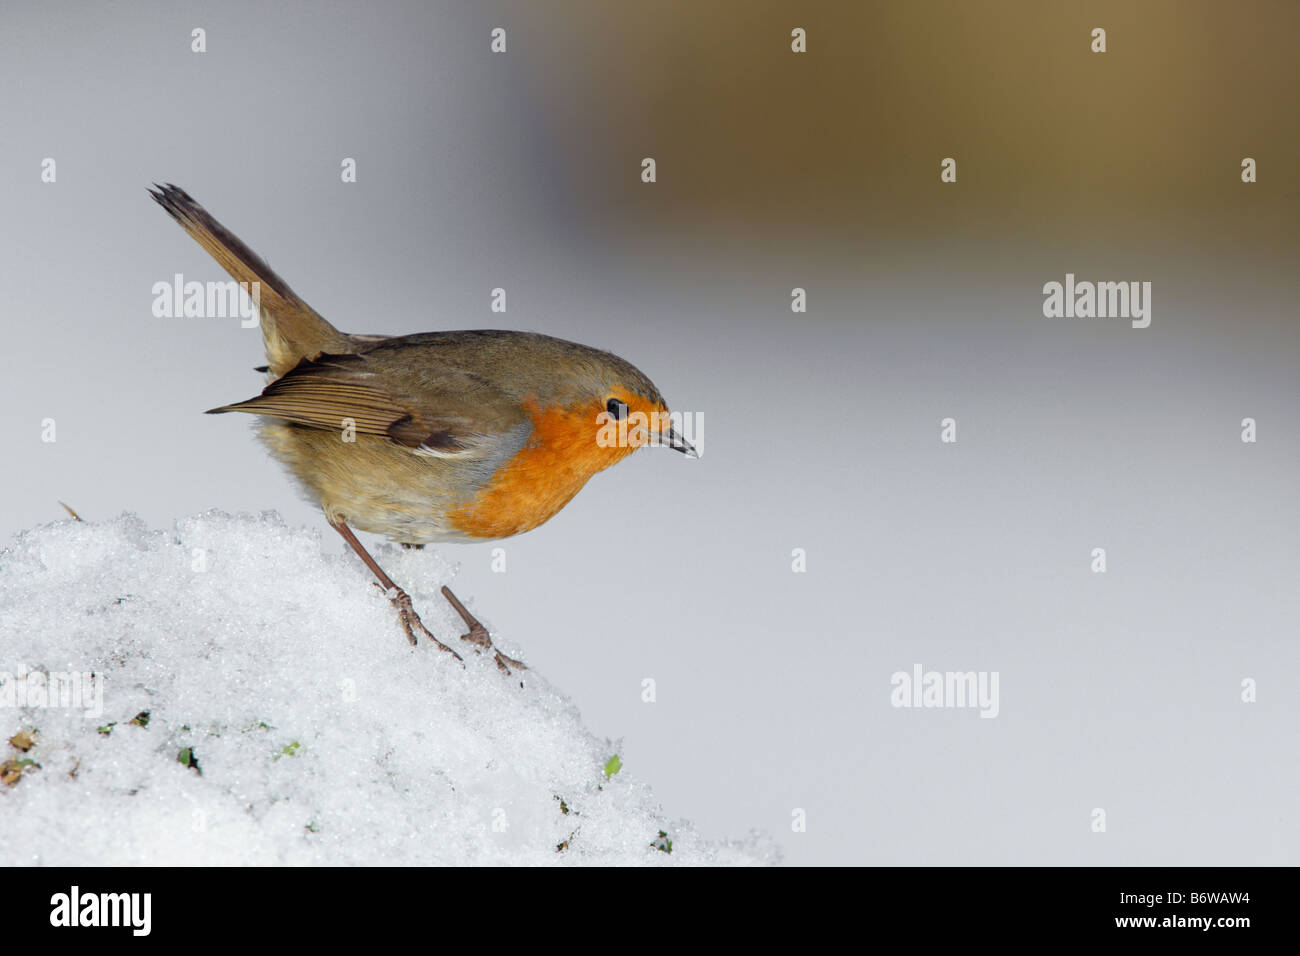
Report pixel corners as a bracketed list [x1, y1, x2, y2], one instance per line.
[0, 512, 773, 866]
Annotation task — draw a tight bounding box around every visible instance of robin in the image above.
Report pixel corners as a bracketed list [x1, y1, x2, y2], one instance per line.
[150, 184, 696, 671]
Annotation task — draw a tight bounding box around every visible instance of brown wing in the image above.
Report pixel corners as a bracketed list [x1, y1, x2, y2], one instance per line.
[207, 353, 518, 458]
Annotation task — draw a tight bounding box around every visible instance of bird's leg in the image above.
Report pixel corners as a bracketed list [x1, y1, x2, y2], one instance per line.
[329, 520, 462, 662]
[440, 585, 526, 673]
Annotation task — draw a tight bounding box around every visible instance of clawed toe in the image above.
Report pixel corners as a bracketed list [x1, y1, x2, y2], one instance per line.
[391, 588, 462, 661]
[442, 586, 527, 673]
[491, 649, 527, 673]
[460, 621, 493, 650]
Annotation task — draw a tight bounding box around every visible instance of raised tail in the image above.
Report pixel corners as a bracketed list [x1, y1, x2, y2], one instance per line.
[149, 183, 352, 376]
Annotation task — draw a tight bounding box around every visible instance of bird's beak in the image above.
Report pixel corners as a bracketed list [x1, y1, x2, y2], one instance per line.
[657, 426, 699, 458]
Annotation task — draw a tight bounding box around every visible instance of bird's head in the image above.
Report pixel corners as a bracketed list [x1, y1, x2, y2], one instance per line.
[527, 343, 697, 468]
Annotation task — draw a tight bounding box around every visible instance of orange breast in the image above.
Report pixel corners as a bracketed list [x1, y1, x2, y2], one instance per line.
[447, 398, 633, 539]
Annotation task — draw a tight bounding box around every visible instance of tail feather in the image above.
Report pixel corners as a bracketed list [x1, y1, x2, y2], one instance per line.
[150, 183, 352, 376]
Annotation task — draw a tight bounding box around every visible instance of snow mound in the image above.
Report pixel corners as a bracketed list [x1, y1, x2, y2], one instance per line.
[0, 512, 772, 866]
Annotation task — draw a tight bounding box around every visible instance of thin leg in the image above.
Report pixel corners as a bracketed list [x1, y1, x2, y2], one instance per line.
[329, 520, 462, 662]
[441, 585, 526, 673]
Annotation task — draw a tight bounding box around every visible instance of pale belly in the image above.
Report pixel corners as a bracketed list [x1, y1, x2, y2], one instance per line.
[256, 421, 493, 544]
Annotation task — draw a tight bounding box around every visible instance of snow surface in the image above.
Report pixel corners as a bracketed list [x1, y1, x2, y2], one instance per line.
[0, 512, 773, 865]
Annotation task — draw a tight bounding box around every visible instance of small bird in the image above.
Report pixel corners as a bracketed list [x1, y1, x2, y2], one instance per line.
[151, 184, 695, 670]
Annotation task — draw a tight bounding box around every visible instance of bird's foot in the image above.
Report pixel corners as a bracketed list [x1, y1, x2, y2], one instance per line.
[382, 585, 463, 662]
[441, 585, 526, 674]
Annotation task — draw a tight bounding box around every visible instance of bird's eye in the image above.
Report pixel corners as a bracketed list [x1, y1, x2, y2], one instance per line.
[606, 398, 628, 421]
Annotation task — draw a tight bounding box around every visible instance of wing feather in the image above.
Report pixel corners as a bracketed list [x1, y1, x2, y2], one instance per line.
[207, 353, 517, 458]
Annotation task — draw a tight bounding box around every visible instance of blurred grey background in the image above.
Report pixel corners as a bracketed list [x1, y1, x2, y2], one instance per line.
[1, 0, 1296, 864]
